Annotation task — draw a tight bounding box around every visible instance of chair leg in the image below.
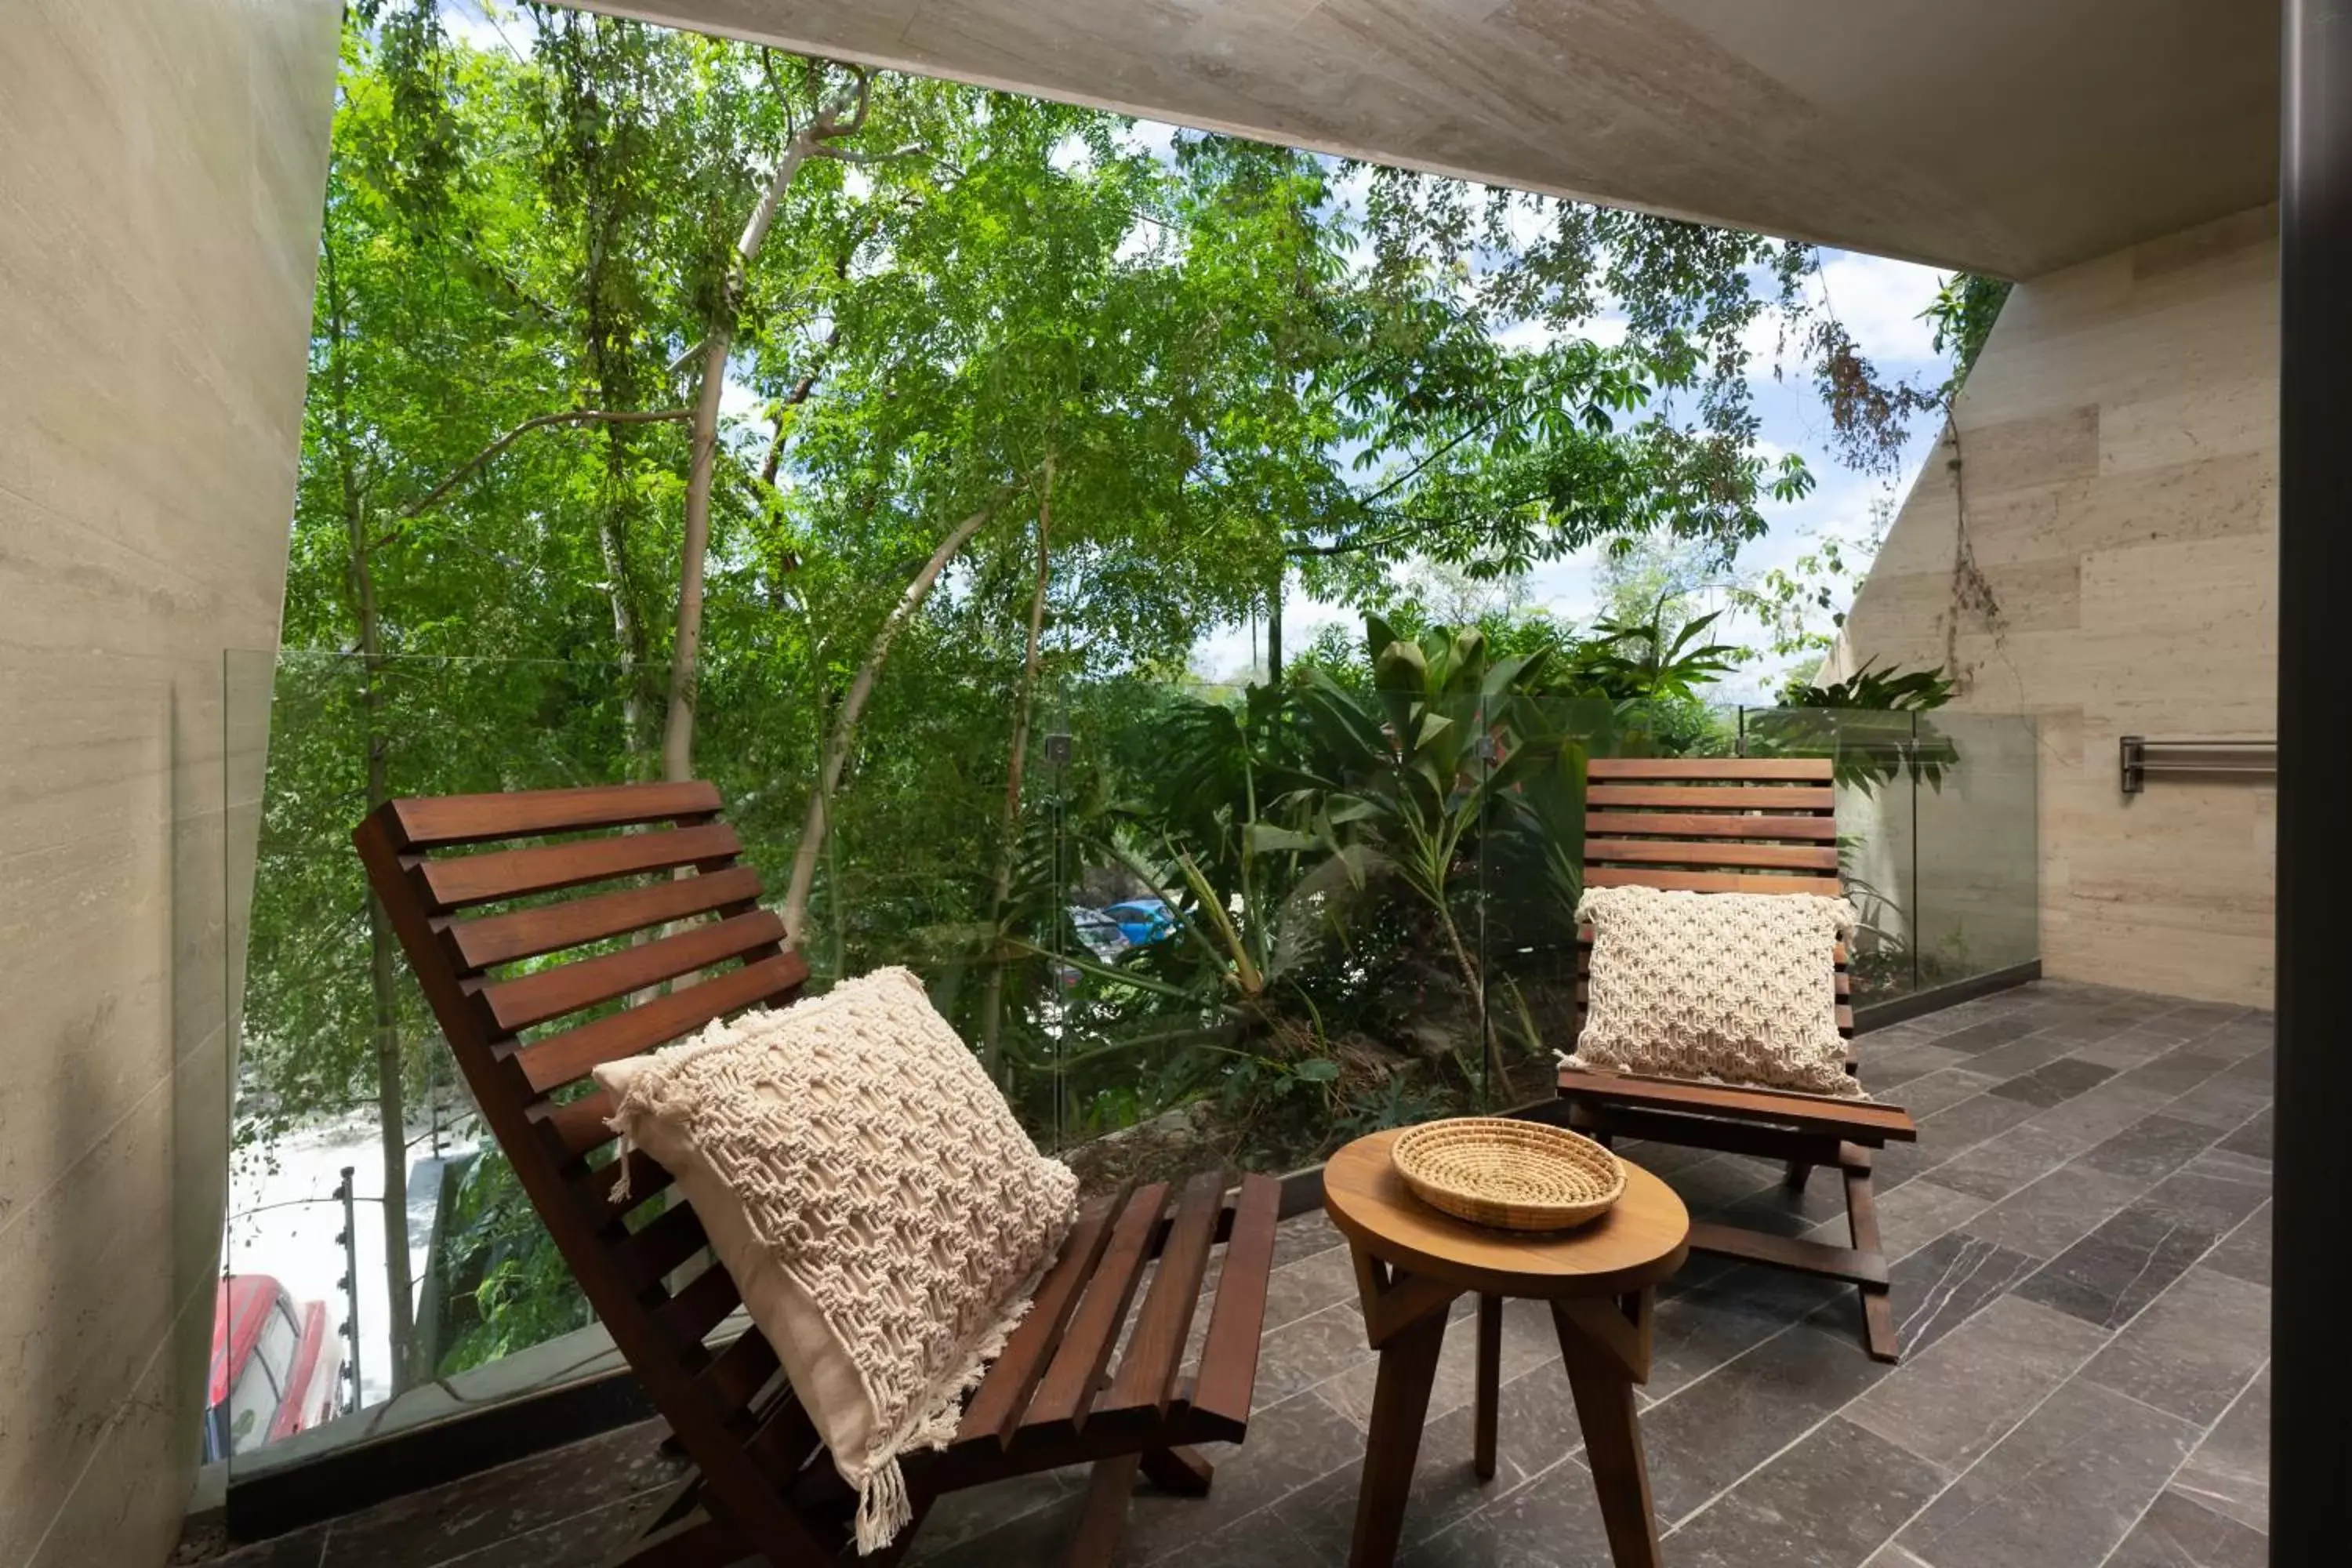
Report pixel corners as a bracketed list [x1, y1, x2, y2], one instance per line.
[1842, 1152, 1899, 1363]
[1140, 1445, 1214, 1497]
[1067, 1454, 1142, 1568]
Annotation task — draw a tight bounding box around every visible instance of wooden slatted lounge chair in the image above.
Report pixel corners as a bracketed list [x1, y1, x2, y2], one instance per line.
[355, 781, 1280, 1566]
[1554, 757, 1920, 1363]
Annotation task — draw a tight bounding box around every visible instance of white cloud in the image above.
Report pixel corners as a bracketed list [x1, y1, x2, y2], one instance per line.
[1815, 251, 1947, 367]
[443, 0, 532, 59]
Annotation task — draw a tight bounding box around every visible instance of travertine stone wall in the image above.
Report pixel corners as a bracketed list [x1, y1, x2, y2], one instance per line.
[1832, 207, 2278, 1006]
[0, 2, 339, 1559]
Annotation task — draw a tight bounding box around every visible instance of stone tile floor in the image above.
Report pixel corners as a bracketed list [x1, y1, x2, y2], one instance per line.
[211, 980, 2271, 1568]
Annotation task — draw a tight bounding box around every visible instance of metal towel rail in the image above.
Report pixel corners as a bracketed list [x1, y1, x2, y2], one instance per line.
[2119, 735, 2278, 793]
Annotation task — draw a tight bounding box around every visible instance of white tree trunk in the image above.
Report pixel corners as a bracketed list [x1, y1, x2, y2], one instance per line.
[662, 75, 870, 782]
[782, 495, 1007, 946]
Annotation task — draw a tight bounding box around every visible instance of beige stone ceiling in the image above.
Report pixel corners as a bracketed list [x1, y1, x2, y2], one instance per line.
[567, 0, 2278, 278]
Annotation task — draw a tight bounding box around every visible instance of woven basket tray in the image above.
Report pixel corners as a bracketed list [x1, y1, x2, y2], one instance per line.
[1391, 1117, 1627, 1232]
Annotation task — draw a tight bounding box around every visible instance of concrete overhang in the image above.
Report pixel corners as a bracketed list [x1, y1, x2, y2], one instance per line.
[564, 0, 2279, 278]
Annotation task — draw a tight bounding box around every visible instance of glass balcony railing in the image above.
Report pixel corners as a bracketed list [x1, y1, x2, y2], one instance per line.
[214, 648, 2038, 1484]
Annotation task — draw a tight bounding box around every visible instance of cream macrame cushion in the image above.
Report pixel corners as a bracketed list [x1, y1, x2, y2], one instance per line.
[1563, 884, 1867, 1101]
[593, 966, 1078, 1554]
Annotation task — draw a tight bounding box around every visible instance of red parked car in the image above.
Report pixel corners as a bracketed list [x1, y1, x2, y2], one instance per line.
[202, 1276, 343, 1461]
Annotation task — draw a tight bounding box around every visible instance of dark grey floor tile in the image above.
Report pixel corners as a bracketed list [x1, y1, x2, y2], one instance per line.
[2107, 1046, 2233, 1101]
[1962, 1034, 2074, 1081]
[1867, 1137, 1937, 1195]
[424, 1488, 666, 1568]
[318, 1421, 685, 1568]
[2014, 1201, 2219, 1329]
[1930, 1017, 2040, 1055]
[1826, 1178, 1990, 1264]
[906, 1463, 1074, 1561]
[1661, 1152, 1785, 1211]
[2105, 1489, 2267, 1568]
[922, 1486, 1084, 1568]
[2023, 1079, 2178, 1144]
[1928, 1120, 2099, 1201]
[1643, 1264, 1838, 1399]
[1276, 1352, 1581, 1558]
[1889, 1067, 2007, 1120]
[1116, 1386, 1365, 1555]
[1913, 1092, 2041, 1158]
[2201, 1201, 2270, 1287]
[1869, 1231, 2039, 1354]
[2162, 1073, 2274, 1133]
[1260, 1243, 1360, 1333]
[2217, 1106, 2272, 1161]
[1249, 1301, 1372, 1411]
[1844, 1294, 2111, 1478]
[1860, 1041, 1970, 1091]
[1896, 1378, 2198, 1568]
[1988, 1056, 2116, 1107]
[1320, 1298, 1555, 1433]
[1153, 1506, 1340, 1568]
[2172, 1367, 2267, 1535]
[2082, 1266, 2268, 1425]
[209, 1525, 333, 1568]
[1664, 1416, 1945, 1568]
[2162, 1000, 2250, 1031]
[1269, 1210, 1347, 1269]
[1639, 1324, 1890, 1523]
[1963, 1165, 2147, 1260]
[1720, 1172, 1853, 1237]
[2137, 1161, 2269, 1237]
[2217, 1042, 2273, 1077]
[1393, 1457, 1614, 1568]
[1612, 1138, 1719, 1178]
[2075, 1114, 2222, 1184]
[2075, 1035, 2183, 1070]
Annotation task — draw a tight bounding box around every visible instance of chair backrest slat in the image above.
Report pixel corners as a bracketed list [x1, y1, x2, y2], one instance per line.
[614, 1198, 717, 1294]
[1586, 811, 1839, 842]
[386, 781, 723, 848]
[419, 820, 742, 908]
[1587, 782, 1834, 812]
[514, 950, 809, 1095]
[1580, 756, 1851, 1044]
[658, 1256, 746, 1349]
[1583, 838, 1840, 873]
[481, 908, 787, 1032]
[700, 1325, 786, 1427]
[448, 863, 766, 969]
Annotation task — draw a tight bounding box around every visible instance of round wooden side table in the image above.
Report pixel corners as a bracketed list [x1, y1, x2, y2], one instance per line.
[1323, 1127, 1691, 1568]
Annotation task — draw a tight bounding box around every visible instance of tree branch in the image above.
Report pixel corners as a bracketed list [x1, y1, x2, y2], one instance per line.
[374, 408, 691, 547]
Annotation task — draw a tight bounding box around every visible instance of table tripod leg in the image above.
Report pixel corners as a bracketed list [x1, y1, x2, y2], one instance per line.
[1347, 1300, 1447, 1567]
[1552, 1300, 1664, 1568]
[1473, 1294, 1501, 1481]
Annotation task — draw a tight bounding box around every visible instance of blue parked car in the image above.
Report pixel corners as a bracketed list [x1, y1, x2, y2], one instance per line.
[1100, 898, 1175, 946]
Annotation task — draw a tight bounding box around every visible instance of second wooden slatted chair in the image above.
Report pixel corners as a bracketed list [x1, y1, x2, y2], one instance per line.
[1555, 757, 1920, 1363]
[355, 781, 1279, 1566]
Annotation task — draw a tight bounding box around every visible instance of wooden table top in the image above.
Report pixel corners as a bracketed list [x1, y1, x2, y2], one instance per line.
[1323, 1127, 1691, 1299]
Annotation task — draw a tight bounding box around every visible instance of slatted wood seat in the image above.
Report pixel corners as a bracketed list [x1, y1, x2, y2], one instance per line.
[355, 782, 1279, 1566]
[1555, 757, 1919, 1363]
